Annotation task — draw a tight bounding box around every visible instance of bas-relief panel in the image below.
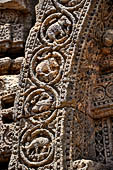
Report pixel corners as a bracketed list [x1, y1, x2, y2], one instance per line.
[0, 0, 113, 169]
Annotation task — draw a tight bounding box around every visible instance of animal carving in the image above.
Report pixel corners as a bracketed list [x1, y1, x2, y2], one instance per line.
[35, 58, 59, 83]
[25, 137, 50, 156]
[46, 15, 71, 42]
[32, 92, 53, 113]
[103, 29, 113, 47]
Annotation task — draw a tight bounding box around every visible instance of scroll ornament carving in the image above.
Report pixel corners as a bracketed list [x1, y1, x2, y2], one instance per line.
[10, 1, 81, 169]
[0, 124, 14, 161]
[90, 26, 113, 118]
[9, 0, 103, 169]
[93, 86, 105, 101]
[56, 0, 85, 10]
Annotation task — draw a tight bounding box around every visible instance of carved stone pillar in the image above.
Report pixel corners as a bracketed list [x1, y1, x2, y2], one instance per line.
[0, 0, 37, 168]
[8, 0, 113, 170]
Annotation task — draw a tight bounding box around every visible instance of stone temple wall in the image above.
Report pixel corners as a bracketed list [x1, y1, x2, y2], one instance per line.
[1, 0, 113, 170]
[0, 0, 38, 169]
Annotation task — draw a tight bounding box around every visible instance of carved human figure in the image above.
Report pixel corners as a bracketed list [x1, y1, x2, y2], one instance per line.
[46, 15, 71, 42]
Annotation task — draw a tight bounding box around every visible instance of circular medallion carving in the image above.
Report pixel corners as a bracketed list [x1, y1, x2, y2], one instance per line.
[93, 86, 105, 101]
[20, 129, 54, 167]
[30, 48, 64, 85]
[24, 88, 57, 124]
[40, 13, 73, 46]
[4, 126, 13, 145]
[106, 83, 113, 98]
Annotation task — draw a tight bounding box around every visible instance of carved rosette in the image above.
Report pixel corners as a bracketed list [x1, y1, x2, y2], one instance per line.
[90, 74, 113, 119]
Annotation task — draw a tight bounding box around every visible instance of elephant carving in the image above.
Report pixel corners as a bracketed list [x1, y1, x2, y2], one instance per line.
[46, 15, 71, 42]
[24, 137, 50, 156]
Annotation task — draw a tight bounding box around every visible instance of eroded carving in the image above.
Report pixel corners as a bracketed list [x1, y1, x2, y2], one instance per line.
[0, 0, 37, 167]
[20, 128, 54, 167]
[4, 0, 113, 170]
[46, 15, 71, 42]
[31, 50, 64, 84]
[24, 88, 57, 124]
